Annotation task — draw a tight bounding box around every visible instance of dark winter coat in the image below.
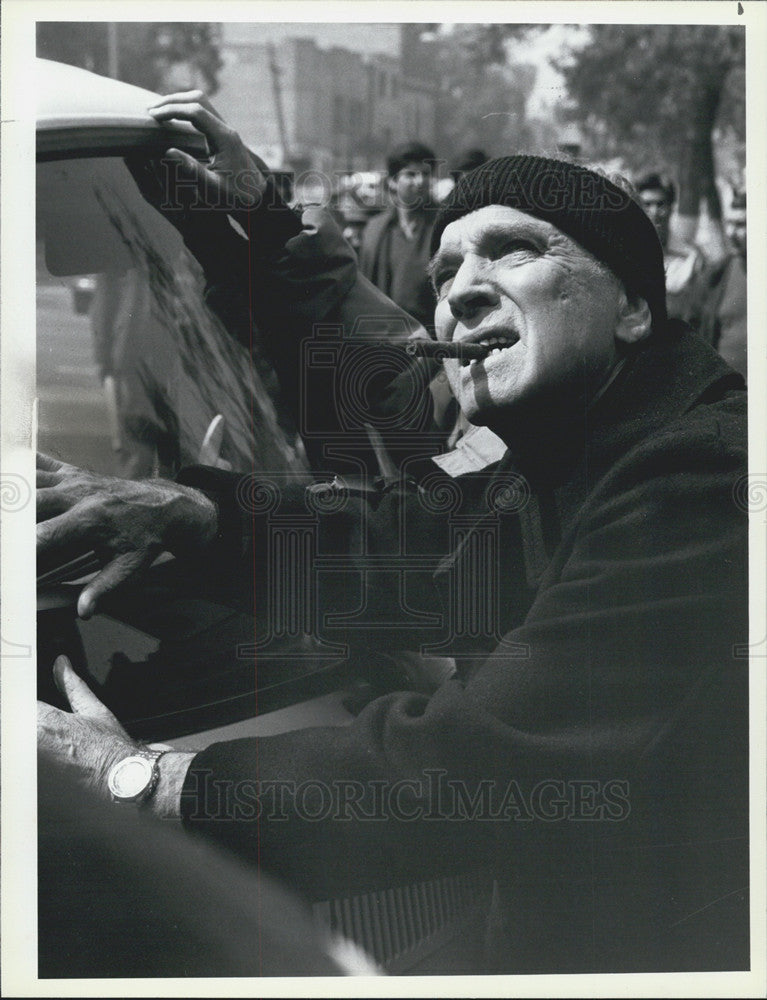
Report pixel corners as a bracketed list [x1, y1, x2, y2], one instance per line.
[177, 324, 748, 973]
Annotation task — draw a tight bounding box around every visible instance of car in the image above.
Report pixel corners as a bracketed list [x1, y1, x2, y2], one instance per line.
[36, 56, 361, 746]
[36, 57, 492, 977]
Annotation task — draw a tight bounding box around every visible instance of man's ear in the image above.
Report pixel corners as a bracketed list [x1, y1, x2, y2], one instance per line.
[615, 292, 653, 345]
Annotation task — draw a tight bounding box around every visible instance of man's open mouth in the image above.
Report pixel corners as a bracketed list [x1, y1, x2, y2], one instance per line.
[462, 334, 519, 367]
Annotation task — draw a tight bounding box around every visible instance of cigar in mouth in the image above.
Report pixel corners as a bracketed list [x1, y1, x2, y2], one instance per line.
[403, 340, 492, 362]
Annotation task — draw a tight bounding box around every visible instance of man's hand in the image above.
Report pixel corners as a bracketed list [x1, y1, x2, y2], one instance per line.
[37, 453, 218, 619]
[38, 656, 140, 794]
[147, 90, 269, 217]
[38, 656, 195, 817]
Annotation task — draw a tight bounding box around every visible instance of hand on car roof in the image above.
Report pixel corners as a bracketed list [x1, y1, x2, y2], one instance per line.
[148, 91, 270, 214]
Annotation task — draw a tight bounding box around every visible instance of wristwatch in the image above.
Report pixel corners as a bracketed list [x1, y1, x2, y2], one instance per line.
[107, 746, 172, 804]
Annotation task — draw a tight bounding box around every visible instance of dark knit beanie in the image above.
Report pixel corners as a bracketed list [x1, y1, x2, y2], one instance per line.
[432, 155, 668, 328]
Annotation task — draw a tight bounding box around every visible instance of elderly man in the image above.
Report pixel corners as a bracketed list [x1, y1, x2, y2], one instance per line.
[37, 102, 748, 974]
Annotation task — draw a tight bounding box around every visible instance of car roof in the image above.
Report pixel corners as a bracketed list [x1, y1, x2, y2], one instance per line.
[37, 58, 207, 158]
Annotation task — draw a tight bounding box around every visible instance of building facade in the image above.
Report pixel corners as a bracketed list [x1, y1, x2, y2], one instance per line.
[212, 24, 440, 175]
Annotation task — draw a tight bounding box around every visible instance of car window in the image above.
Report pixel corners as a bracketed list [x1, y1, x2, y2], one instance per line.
[36, 152, 341, 739]
[36, 153, 307, 480]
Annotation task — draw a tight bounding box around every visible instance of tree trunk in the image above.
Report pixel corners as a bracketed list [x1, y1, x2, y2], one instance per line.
[677, 82, 724, 219]
[676, 81, 727, 258]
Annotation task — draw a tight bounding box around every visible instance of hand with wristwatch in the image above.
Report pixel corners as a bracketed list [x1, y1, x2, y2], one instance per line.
[38, 655, 195, 817]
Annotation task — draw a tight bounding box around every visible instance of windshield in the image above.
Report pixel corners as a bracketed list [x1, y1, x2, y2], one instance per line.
[36, 151, 330, 739]
[37, 153, 307, 480]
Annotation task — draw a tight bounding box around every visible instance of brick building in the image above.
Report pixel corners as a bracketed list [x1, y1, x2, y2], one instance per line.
[212, 23, 440, 174]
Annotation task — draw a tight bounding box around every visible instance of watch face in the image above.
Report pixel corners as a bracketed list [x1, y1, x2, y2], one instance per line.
[108, 756, 154, 801]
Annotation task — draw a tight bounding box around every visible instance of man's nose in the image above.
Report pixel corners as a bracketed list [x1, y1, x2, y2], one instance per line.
[448, 257, 497, 320]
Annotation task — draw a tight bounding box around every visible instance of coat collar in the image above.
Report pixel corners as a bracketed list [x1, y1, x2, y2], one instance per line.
[500, 324, 743, 492]
[435, 327, 744, 592]
[581, 324, 744, 487]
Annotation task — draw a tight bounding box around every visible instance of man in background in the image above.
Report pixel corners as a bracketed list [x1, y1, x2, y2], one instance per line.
[358, 140, 438, 332]
[690, 190, 747, 381]
[636, 171, 705, 323]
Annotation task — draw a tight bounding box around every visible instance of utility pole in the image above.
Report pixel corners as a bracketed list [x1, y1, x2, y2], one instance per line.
[267, 43, 290, 167]
[107, 23, 120, 79]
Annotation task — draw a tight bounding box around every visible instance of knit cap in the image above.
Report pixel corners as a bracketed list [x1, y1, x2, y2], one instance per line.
[432, 155, 667, 328]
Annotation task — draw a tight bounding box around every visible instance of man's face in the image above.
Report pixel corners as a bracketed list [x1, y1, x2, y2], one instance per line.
[639, 188, 672, 246]
[389, 161, 431, 208]
[726, 206, 747, 258]
[430, 205, 625, 431]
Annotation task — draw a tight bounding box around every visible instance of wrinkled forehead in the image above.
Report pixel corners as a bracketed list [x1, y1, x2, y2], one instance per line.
[435, 204, 567, 257]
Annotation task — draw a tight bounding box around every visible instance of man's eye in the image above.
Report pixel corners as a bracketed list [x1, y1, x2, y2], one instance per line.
[433, 271, 456, 297]
[495, 239, 539, 259]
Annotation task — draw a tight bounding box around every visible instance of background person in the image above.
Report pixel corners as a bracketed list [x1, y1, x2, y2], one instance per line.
[90, 268, 161, 479]
[449, 147, 489, 183]
[636, 170, 706, 323]
[689, 189, 747, 381]
[435, 148, 489, 203]
[358, 140, 439, 332]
